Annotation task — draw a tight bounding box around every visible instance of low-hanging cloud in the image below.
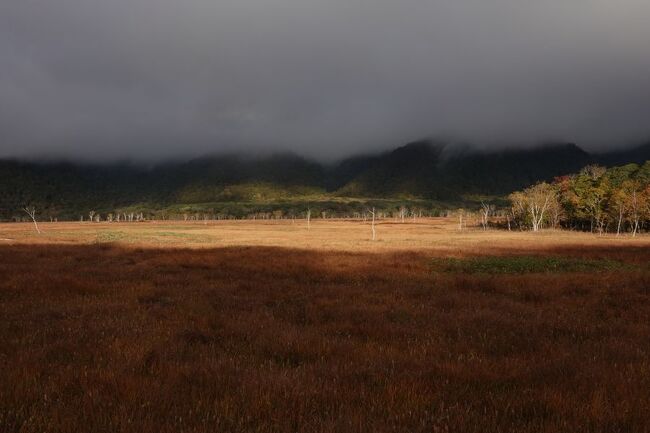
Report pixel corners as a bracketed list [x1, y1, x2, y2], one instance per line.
[1, 0, 650, 161]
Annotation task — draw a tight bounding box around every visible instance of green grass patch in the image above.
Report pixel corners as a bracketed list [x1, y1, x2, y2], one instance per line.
[432, 255, 628, 274]
[96, 231, 129, 243]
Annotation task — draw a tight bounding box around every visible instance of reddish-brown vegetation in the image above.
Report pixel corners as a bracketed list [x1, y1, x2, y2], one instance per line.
[1, 225, 649, 432]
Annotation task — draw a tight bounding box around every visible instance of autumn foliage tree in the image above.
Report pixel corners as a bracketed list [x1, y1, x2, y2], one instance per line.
[508, 183, 559, 231]
[508, 161, 650, 234]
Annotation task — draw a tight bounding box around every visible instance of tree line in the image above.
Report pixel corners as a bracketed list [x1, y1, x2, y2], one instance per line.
[507, 162, 650, 235]
[9, 161, 650, 237]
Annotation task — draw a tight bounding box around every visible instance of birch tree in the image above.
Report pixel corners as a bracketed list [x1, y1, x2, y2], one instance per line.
[480, 201, 493, 230]
[509, 183, 557, 232]
[22, 206, 41, 234]
[508, 192, 527, 230]
[628, 185, 642, 236]
[368, 207, 376, 241]
[609, 188, 627, 236]
[526, 183, 556, 232]
[399, 206, 407, 223]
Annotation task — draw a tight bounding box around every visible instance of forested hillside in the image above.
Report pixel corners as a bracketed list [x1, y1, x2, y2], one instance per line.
[336, 141, 593, 198]
[1, 140, 649, 221]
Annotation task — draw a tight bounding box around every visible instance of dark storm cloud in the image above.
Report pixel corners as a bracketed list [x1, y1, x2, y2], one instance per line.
[1, 0, 650, 160]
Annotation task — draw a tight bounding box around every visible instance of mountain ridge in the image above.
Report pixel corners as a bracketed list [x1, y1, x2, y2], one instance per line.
[1, 140, 649, 220]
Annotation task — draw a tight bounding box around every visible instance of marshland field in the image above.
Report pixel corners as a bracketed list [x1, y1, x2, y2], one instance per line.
[1, 219, 649, 433]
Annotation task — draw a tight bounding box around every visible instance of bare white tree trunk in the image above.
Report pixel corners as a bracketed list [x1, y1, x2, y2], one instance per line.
[480, 201, 492, 230]
[22, 206, 41, 234]
[306, 208, 311, 230]
[529, 194, 551, 232]
[630, 190, 639, 237]
[369, 207, 376, 241]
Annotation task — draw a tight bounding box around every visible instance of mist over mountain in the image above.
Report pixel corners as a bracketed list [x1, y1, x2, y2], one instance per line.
[2, 140, 649, 220]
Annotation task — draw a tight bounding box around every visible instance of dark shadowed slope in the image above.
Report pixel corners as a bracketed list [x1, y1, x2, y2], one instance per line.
[1, 140, 649, 219]
[336, 141, 593, 199]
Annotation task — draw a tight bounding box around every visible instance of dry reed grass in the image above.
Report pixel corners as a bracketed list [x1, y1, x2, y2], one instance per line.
[1, 220, 649, 432]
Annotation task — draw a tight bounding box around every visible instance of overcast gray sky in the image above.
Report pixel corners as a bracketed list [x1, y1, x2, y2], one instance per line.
[1, 0, 650, 161]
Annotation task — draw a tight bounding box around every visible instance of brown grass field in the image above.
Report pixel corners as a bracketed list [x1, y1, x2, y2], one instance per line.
[1, 219, 649, 432]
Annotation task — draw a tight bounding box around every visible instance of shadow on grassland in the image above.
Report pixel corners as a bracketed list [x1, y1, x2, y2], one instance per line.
[0, 243, 649, 433]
